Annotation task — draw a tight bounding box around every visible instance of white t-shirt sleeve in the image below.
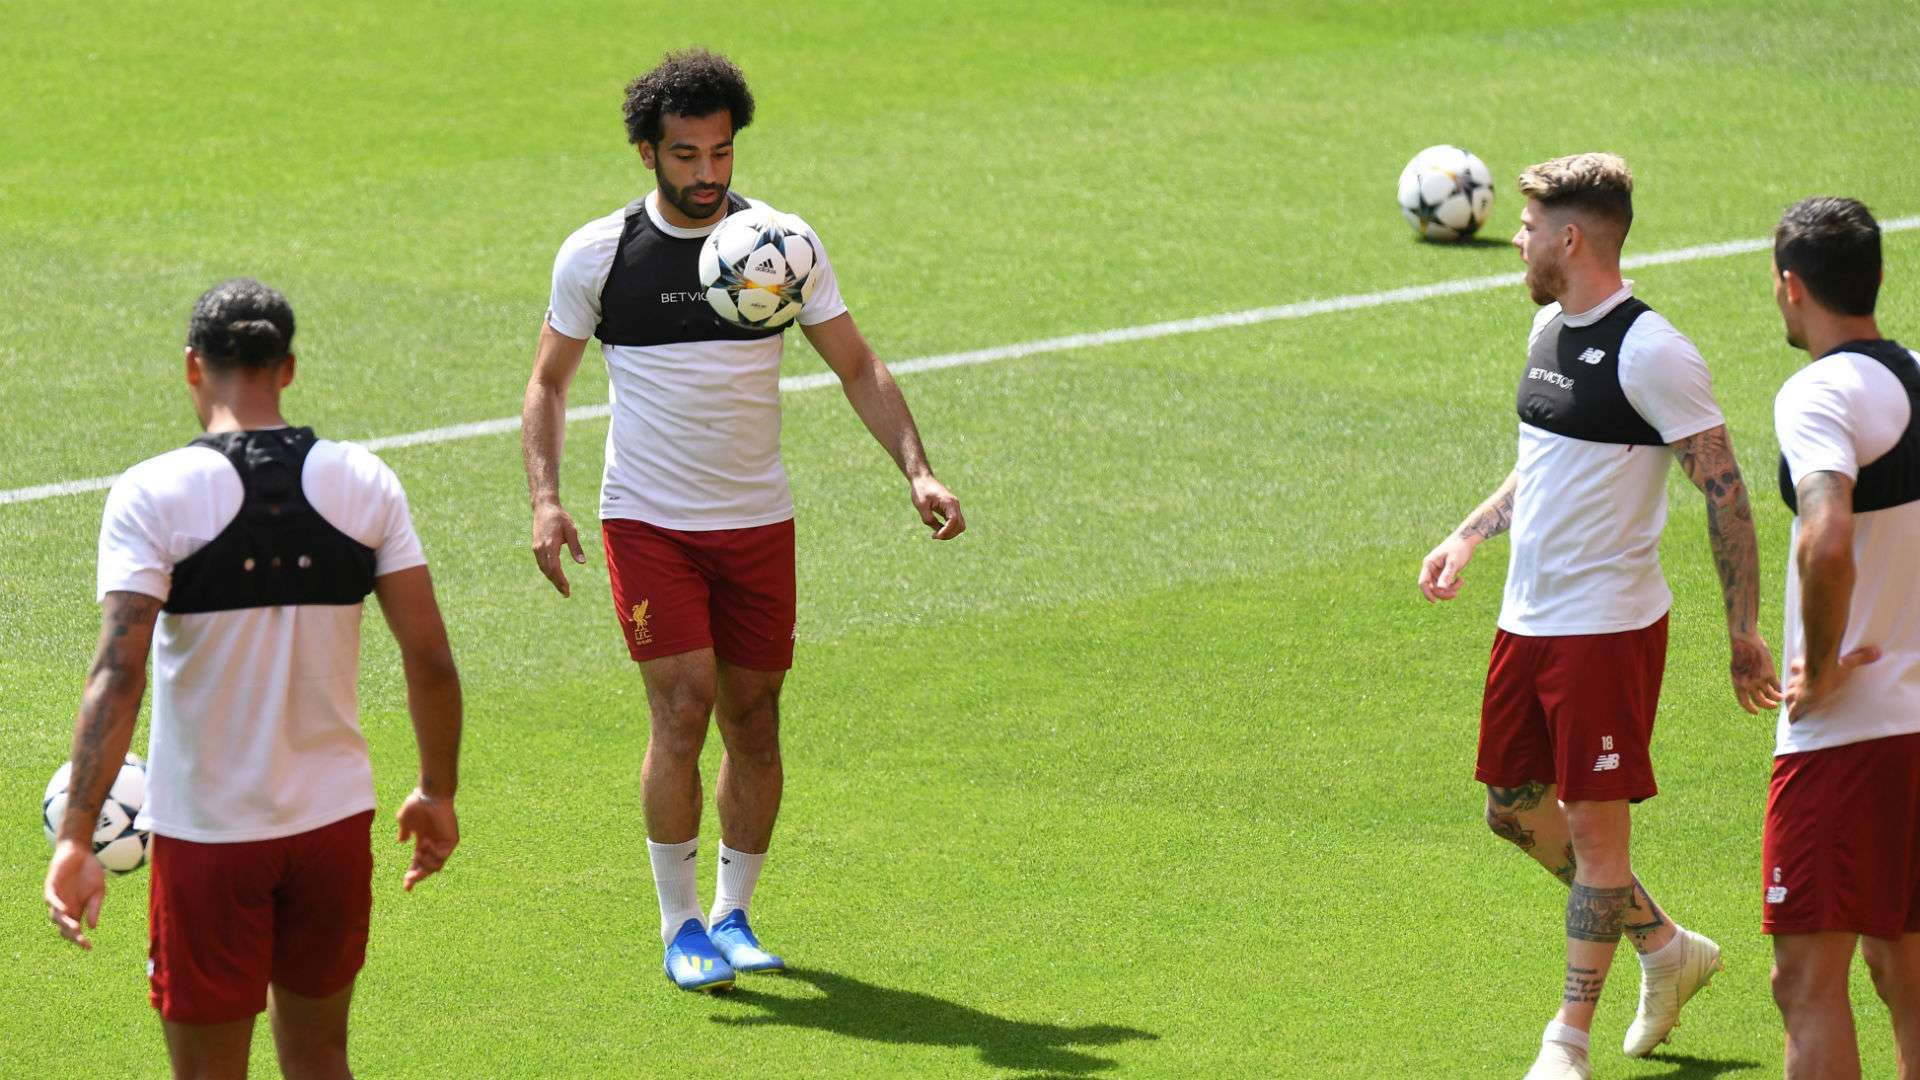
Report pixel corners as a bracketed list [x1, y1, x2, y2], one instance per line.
[304, 442, 428, 577]
[96, 471, 174, 602]
[1775, 356, 1911, 486]
[369, 464, 427, 577]
[1526, 304, 1559, 351]
[795, 222, 849, 327]
[546, 215, 621, 341]
[1619, 318, 1726, 443]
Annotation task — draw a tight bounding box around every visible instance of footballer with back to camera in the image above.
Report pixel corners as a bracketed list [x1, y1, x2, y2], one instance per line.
[1418, 153, 1780, 1079]
[43, 279, 463, 1080]
[521, 49, 967, 992]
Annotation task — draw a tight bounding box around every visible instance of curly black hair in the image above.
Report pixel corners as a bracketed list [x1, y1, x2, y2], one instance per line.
[187, 278, 295, 369]
[622, 48, 755, 147]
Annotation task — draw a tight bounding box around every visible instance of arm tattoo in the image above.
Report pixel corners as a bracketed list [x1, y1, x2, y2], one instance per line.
[1672, 426, 1760, 638]
[1563, 966, 1606, 1006]
[65, 592, 161, 826]
[1566, 883, 1634, 943]
[1455, 477, 1517, 542]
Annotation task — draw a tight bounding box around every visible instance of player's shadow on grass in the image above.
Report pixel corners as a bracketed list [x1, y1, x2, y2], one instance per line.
[1419, 233, 1512, 249]
[1643, 1052, 1765, 1078]
[711, 968, 1156, 1076]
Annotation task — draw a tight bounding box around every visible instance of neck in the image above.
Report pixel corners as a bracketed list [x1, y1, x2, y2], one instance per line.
[1802, 313, 1883, 361]
[201, 391, 288, 434]
[1557, 266, 1626, 317]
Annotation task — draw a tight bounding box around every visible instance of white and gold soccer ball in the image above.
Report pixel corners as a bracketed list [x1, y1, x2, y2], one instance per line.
[43, 753, 151, 874]
[1398, 145, 1495, 241]
[698, 207, 820, 330]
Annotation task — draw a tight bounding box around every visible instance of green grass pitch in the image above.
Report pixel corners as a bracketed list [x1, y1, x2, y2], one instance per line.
[5, 1, 1920, 1075]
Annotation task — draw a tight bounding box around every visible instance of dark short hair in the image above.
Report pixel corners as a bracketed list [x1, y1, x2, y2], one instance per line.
[622, 48, 754, 147]
[1775, 196, 1881, 316]
[187, 278, 295, 369]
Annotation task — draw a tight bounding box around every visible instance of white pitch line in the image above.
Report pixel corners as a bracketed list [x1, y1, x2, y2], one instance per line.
[6, 216, 1916, 510]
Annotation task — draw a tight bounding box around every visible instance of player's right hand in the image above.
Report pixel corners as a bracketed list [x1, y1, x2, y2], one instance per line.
[531, 501, 586, 597]
[44, 839, 105, 951]
[1418, 535, 1476, 602]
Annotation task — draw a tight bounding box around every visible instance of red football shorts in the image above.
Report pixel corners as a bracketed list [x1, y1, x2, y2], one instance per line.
[1475, 615, 1667, 802]
[1763, 731, 1920, 938]
[602, 517, 797, 671]
[147, 810, 374, 1024]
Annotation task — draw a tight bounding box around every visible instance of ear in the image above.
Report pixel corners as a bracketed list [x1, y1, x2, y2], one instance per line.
[184, 346, 204, 387]
[1560, 219, 1583, 257]
[279, 354, 297, 389]
[1780, 269, 1805, 306]
[638, 140, 656, 170]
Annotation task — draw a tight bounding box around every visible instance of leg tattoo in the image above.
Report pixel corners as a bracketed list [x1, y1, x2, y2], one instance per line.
[1623, 877, 1668, 949]
[1550, 843, 1576, 886]
[1486, 782, 1550, 854]
[1563, 965, 1605, 1006]
[1567, 883, 1634, 943]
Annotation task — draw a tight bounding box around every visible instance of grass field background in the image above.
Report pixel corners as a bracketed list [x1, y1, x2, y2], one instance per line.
[5, 1, 1920, 1075]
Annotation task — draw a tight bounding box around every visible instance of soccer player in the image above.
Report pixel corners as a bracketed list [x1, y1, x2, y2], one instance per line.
[1765, 196, 1920, 1079]
[42, 279, 463, 1080]
[521, 49, 965, 993]
[1417, 153, 1780, 1079]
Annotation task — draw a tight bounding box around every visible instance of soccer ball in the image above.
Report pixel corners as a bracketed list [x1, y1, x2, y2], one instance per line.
[698, 207, 820, 330]
[43, 754, 151, 874]
[1398, 145, 1495, 241]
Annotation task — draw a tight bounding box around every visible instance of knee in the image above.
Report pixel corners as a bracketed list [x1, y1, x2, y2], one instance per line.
[1862, 940, 1908, 1006]
[1772, 955, 1844, 1016]
[648, 700, 713, 764]
[717, 697, 780, 761]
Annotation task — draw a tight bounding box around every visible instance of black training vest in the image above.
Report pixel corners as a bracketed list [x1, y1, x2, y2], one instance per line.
[165, 429, 378, 615]
[594, 192, 787, 347]
[1779, 339, 1920, 515]
[1516, 297, 1667, 446]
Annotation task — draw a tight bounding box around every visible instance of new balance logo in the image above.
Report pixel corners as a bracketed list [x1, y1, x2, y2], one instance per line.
[1767, 885, 1788, 904]
[1593, 753, 1621, 772]
[1578, 347, 1607, 365]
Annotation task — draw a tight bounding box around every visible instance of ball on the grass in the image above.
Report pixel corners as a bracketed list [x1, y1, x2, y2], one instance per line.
[1398, 145, 1495, 241]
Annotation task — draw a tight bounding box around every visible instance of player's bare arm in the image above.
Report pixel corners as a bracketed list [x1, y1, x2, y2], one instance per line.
[1785, 469, 1881, 720]
[1670, 424, 1782, 712]
[801, 311, 965, 540]
[1418, 469, 1517, 602]
[522, 320, 592, 594]
[373, 565, 464, 889]
[44, 590, 160, 950]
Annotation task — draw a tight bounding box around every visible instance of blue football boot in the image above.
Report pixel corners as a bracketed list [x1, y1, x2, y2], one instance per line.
[707, 909, 785, 973]
[663, 918, 735, 992]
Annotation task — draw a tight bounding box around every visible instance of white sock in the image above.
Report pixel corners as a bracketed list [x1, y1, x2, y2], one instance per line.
[708, 843, 767, 925]
[1543, 1020, 1590, 1053]
[1639, 923, 1689, 970]
[646, 837, 702, 945]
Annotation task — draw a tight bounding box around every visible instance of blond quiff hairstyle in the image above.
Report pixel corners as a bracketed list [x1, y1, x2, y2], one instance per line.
[1518, 153, 1634, 236]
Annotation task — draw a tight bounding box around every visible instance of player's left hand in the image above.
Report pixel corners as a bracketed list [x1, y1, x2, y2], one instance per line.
[1729, 631, 1783, 714]
[910, 476, 965, 540]
[44, 839, 105, 950]
[1784, 645, 1881, 722]
[396, 789, 459, 891]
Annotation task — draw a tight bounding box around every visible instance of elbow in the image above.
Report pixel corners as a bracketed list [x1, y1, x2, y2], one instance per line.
[1797, 537, 1855, 585]
[405, 645, 461, 692]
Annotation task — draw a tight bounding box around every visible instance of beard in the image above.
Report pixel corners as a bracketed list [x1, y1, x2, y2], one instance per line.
[1525, 254, 1566, 306]
[655, 168, 728, 223]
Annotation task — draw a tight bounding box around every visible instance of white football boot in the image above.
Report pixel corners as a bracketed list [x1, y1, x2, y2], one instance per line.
[1521, 1037, 1592, 1080]
[1623, 928, 1722, 1056]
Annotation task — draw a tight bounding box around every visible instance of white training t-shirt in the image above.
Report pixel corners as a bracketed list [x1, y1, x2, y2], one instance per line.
[1775, 347, 1920, 755]
[1499, 283, 1727, 636]
[547, 191, 849, 530]
[97, 436, 426, 842]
